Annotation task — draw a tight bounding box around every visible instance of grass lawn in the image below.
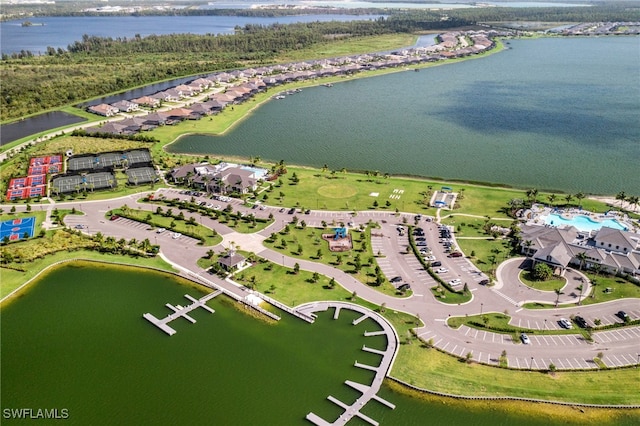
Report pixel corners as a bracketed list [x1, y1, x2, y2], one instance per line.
[440, 214, 513, 237]
[454, 237, 513, 276]
[235, 260, 353, 306]
[392, 341, 640, 406]
[1, 250, 175, 300]
[110, 207, 222, 246]
[263, 224, 406, 297]
[523, 273, 640, 309]
[519, 270, 567, 292]
[430, 285, 472, 304]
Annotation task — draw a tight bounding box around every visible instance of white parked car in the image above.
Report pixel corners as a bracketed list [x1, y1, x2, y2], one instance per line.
[435, 267, 449, 274]
[424, 255, 436, 261]
[172, 232, 182, 239]
[448, 279, 462, 286]
[520, 333, 531, 344]
[156, 228, 166, 234]
[559, 318, 573, 329]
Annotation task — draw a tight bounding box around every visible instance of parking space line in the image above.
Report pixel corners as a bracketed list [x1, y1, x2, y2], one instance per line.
[620, 354, 634, 365]
[611, 354, 623, 366]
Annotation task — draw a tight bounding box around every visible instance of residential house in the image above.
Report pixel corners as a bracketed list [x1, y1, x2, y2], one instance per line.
[131, 96, 160, 108]
[88, 103, 119, 117]
[111, 100, 139, 113]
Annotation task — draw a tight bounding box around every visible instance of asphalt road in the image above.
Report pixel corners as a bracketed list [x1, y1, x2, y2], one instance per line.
[4, 188, 639, 370]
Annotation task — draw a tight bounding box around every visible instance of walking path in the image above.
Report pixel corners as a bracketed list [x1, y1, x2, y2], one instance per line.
[2, 190, 639, 371]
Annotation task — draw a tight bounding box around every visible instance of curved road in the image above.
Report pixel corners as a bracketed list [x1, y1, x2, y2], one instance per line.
[3, 188, 639, 370]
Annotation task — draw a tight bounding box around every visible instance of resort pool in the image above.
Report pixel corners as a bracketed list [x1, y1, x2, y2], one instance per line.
[543, 213, 627, 232]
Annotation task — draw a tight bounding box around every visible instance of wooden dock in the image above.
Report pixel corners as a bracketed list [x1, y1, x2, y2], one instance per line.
[143, 290, 221, 336]
[300, 301, 399, 426]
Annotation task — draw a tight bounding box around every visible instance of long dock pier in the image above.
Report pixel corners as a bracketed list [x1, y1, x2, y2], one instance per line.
[299, 301, 399, 426]
[143, 290, 221, 336]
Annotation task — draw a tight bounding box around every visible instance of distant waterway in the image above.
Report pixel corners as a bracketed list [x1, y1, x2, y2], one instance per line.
[3, 263, 636, 425]
[168, 36, 640, 195]
[0, 111, 86, 146]
[0, 14, 383, 55]
[202, 1, 590, 9]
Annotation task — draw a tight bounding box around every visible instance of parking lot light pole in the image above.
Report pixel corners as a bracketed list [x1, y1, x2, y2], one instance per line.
[530, 357, 534, 370]
[480, 303, 483, 315]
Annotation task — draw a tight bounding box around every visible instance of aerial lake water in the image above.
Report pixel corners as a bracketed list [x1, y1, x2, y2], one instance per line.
[169, 36, 640, 195]
[0, 14, 383, 55]
[3, 263, 638, 424]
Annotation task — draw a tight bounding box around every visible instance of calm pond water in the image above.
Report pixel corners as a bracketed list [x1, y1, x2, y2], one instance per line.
[169, 36, 640, 195]
[0, 14, 383, 55]
[0, 111, 86, 146]
[3, 263, 637, 425]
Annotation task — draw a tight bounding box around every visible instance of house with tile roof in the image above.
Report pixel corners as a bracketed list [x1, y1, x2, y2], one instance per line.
[88, 103, 119, 117]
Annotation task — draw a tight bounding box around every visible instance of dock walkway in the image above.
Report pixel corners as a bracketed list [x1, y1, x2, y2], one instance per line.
[143, 290, 221, 336]
[299, 302, 399, 426]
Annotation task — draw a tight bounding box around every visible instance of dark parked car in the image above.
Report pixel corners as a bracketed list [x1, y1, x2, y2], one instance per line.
[449, 252, 463, 258]
[288, 208, 296, 214]
[431, 261, 442, 267]
[574, 316, 588, 328]
[479, 279, 490, 286]
[390, 276, 403, 283]
[398, 283, 411, 292]
[617, 311, 630, 321]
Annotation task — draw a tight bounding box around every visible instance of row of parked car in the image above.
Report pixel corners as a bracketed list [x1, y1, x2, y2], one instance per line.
[521, 311, 632, 344]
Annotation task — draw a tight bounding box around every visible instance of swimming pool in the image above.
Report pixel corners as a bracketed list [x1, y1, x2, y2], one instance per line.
[543, 213, 627, 232]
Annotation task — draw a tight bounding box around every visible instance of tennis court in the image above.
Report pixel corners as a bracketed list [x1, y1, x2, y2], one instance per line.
[124, 150, 152, 165]
[68, 156, 97, 172]
[52, 172, 115, 193]
[1, 216, 36, 241]
[97, 152, 125, 168]
[126, 167, 157, 185]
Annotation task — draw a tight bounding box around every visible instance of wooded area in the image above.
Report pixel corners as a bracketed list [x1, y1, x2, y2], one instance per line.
[2, 4, 639, 121]
[1, 15, 469, 121]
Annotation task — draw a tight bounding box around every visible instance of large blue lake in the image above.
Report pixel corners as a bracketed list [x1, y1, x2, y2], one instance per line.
[169, 36, 640, 195]
[0, 14, 382, 55]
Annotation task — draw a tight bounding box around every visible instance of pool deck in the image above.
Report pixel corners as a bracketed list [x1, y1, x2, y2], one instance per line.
[526, 205, 633, 233]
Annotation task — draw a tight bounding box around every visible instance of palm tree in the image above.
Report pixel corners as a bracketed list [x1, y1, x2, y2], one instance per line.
[575, 251, 588, 271]
[591, 263, 602, 277]
[577, 284, 584, 305]
[615, 191, 626, 210]
[575, 192, 585, 208]
[565, 193, 574, 206]
[547, 193, 557, 206]
[627, 195, 639, 212]
[554, 288, 563, 307]
[590, 278, 598, 300]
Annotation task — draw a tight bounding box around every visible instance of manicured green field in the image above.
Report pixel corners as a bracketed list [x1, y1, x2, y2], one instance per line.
[519, 270, 567, 292]
[392, 340, 640, 405]
[262, 223, 405, 297]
